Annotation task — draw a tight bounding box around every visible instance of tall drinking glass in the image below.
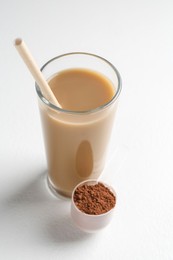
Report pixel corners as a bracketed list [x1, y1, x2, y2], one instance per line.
[36, 53, 121, 197]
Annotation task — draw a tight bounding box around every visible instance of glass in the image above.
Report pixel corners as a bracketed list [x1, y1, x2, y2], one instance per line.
[36, 52, 122, 197]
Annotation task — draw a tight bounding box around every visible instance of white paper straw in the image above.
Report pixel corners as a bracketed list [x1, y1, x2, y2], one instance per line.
[14, 38, 61, 107]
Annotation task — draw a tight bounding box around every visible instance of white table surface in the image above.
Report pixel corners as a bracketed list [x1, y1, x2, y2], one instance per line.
[1, 0, 173, 259]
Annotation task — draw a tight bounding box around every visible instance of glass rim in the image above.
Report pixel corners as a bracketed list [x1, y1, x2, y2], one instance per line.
[35, 52, 122, 115]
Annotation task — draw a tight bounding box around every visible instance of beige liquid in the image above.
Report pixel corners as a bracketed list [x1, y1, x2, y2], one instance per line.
[39, 68, 117, 197]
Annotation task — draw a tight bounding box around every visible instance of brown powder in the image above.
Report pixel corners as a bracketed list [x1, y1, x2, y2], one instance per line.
[73, 182, 116, 215]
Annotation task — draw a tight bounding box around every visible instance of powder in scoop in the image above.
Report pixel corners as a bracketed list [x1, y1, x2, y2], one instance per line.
[73, 182, 116, 215]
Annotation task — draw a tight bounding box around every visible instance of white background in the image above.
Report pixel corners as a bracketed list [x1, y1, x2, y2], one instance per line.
[1, 0, 173, 259]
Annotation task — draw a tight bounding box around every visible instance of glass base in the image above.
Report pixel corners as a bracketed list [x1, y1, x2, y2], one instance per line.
[46, 177, 72, 199]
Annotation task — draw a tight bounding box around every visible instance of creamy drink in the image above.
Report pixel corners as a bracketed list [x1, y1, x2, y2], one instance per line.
[48, 69, 114, 111]
[36, 53, 121, 197]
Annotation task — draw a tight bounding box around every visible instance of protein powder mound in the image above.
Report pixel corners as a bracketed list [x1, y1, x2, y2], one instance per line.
[73, 182, 116, 215]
